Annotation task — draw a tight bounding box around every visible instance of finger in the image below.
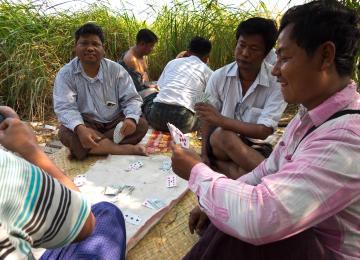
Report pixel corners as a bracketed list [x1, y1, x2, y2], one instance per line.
[188, 213, 198, 234]
[0, 119, 10, 131]
[196, 213, 209, 232]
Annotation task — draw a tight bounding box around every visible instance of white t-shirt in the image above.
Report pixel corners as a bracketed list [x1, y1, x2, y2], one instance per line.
[206, 61, 286, 130]
[154, 55, 213, 112]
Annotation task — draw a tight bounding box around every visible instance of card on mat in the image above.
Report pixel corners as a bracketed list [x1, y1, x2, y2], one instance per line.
[73, 174, 86, 187]
[124, 212, 142, 225]
[126, 160, 144, 171]
[166, 175, 177, 188]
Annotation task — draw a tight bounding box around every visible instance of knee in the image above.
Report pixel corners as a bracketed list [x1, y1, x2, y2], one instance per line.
[209, 128, 234, 150]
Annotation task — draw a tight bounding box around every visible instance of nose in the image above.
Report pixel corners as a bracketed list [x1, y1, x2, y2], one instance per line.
[271, 60, 280, 77]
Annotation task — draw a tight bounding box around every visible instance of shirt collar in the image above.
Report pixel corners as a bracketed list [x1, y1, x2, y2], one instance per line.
[226, 61, 271, 88]
[307, 81, 358, 126]
[74, 57, 104, 83]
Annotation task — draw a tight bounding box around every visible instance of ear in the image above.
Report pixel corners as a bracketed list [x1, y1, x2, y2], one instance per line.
[319, 41, 336, 71]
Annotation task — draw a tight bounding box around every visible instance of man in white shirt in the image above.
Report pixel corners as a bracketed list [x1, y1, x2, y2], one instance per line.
[196, 17, 287, 179]
[144, 37, 213, 133]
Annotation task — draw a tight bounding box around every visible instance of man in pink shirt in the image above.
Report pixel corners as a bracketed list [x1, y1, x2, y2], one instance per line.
[171, 1, 360, 259]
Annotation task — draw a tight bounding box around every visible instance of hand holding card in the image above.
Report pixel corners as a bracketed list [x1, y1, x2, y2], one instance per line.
[167, 123, 189, 148]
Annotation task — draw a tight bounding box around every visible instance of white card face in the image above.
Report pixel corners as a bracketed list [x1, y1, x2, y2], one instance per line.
[104, 186, 119, 195]
[124, 212, 142, 225]
[73, 174, 86, 187]
[113, 122, 124, 144]
[126, 160, 144, 171]
[166, 175, 177, 188]
[159, 159, 172, 172]
[166, 123, 190, 148]
[142, 199, 156, 209]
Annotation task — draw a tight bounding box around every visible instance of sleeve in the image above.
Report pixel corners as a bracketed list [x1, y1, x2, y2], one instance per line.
[0, 150, 91, 249]
[257, 82, 287, 129]
[188, 128, 360, 245]
[53, 69, 84, 131]
[205, 71, 222, 111]
[117, 67, 143, 124]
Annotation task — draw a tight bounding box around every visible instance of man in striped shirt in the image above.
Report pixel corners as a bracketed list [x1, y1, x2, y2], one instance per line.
[171, 1, 360, 259]
[0, 107, 126, 259]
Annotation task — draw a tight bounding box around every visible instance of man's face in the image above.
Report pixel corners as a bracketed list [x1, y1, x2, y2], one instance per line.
[272, 24, 324, 108]
[75, 34, 104, 65]
[235, 34, 266, 71]
[140, 42, 156, 56]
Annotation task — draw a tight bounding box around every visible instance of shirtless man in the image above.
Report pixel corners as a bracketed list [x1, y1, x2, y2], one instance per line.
[120, 29, 158, 95]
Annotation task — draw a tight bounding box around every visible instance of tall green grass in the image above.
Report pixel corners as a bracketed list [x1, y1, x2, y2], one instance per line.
[0, 0, 359, 120]
[0, 0, 144, 119]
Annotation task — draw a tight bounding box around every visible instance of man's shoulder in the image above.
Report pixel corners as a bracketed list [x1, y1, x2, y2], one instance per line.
[57, 57, 78, 77]
[259, 61, 279, 89]
[210, 62, 236, 80]
[102, 58, 125, 73]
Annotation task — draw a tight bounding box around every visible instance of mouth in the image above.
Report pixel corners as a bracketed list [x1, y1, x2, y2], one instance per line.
[277, 80, 288, 88]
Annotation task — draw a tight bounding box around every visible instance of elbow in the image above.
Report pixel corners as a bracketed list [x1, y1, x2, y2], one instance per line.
[74, 212, 96, 242]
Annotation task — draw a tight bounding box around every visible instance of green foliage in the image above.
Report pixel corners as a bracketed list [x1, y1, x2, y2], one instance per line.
[0, 0, 143, 119]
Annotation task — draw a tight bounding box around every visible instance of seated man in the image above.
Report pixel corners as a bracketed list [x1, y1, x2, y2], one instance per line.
[0, 106, 126, 259]
[171, 1, 360, 259]
[54, 23, 148, 160]
[196, 17, 286, 179]
[119, 28, 158, 97]
[144, 36, 213, 133]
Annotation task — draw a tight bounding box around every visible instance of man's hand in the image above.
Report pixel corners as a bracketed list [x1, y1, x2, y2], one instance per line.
[171, 143, 202, 180]
[120, 118, 137, 137]
[148, 84, 160, 91]
[76, 125, 101, 149]
[195, 103, 223, 126]
[0, 118, 39, 158]
[189, 206, 210, 236]
[0, 106, 20, 119]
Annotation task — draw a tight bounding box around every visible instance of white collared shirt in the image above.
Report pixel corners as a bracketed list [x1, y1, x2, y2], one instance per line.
[154, 55, 213, 112]
[206, 61, 286, 129]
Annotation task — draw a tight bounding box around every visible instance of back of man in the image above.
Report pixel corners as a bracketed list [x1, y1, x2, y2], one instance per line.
[144, 36, 213, 133]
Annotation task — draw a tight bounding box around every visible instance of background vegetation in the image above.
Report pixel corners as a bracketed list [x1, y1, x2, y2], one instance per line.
[0, 0, 359, 120]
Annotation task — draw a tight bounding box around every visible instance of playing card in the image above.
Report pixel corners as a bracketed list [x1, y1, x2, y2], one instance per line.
[159, 159, 172, 172]
[167, 123, 190, 148]
[150, 199, 166, 209]
[193, 92, 212, 105]
[124, 212, 142, 225]
[113, 122, 124, 144]
[126, 160, 144, 171]
[73, 174, 87, 187]
[142, 199, 156, 209]
[166, 175, 177, 188]
[103, 186, 119, 195]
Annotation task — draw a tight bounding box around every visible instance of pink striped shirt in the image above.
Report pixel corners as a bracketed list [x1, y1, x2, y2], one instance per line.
[189, 82, 360, 259]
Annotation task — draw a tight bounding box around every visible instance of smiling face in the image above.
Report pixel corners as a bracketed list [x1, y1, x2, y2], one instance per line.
[75, 34, 104, 66]
[235, 34, 267, 72]
[272, 24, 329, 109]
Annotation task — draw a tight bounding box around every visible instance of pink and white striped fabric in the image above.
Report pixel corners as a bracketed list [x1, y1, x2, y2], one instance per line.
[189, 82, 360, 259]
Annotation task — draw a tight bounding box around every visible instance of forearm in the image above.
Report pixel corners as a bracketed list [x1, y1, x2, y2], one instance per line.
[200, 121, 215, 156]
[21, 144, 80, 192]
[219, 117, 273, 140]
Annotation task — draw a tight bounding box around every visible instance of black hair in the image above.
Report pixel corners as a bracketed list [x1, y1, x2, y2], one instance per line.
[136, 29, 158, 44]
[280, 0, 360, 77]
[236, 17, 278, 56]
[188, 36, 212, 57]
[75, 23, 104, 43]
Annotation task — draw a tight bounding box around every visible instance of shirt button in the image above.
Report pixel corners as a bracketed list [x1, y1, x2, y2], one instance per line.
[285, 154, 292, 161]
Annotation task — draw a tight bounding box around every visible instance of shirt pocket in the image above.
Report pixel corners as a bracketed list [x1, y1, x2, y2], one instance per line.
[246, 107, 263, 123]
